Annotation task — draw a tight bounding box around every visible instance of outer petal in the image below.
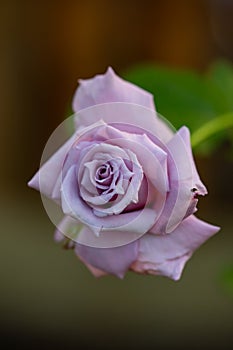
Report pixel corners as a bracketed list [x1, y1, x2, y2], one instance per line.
[177, 126, 207, 195]
[28, 132, 77, 199]
[74, 102, 173, 144]
[54, 216, 107, 277]
[72, 67, 155, 112]
[151, 126, 207, 234]
[78, 256, 108, 278]
[75, 227, 139, 278]
[131, 215, 220, 281]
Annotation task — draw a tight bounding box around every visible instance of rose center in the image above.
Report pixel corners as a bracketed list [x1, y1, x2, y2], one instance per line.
[95, 162, 114, 190]
[96, 164, 111, 179]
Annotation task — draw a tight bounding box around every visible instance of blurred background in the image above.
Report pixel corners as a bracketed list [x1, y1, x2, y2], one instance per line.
[0, 0, 233, 349]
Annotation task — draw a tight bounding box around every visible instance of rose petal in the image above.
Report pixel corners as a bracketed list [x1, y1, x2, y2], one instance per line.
[131, 253, 192, 281]
[177, 126, 207, 195]
[75, 226, 139, 278]
[28, 132, 77, 199]
[74, 102, 173, 143]
[78, 255, 108, 277]
[54, 228, 65, 243]
[166, 127, 207, 232]
[54, 216, 107, 277]
[105, 132, 169, 195]
[72, 67, 155, 112]
[151, 126, 207, 235]
[131, 215, 220, 280]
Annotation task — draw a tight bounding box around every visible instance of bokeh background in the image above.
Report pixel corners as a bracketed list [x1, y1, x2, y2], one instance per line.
[0, 0, 233, 349]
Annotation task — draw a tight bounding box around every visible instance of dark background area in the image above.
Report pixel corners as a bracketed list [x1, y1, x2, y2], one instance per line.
[0, 0, 233, 349]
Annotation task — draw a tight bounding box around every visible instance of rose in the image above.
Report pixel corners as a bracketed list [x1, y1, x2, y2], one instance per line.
[28, 67, 220, 280]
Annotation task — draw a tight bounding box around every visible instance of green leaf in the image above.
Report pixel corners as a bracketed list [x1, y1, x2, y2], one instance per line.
[123, 62, 233, 155]
[191, 112, 233, 148]
[207, 60, 233, 112]
[221, 265, 233, 296]
[124, 65, 217, 131]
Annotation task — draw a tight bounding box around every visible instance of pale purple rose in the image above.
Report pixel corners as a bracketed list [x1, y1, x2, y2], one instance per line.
[28, 67, 220, 280]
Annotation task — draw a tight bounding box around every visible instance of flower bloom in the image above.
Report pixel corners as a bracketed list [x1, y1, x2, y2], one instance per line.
[28, 67, 220, 280]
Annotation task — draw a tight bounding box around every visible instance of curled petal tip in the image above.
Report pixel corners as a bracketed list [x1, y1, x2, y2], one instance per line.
[27, 173, 39, 191]
[106, 66, 115, 75]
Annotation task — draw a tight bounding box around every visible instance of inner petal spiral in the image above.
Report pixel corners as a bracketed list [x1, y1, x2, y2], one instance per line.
[95, 162, 113, 188]
[78, 148, 143, 217]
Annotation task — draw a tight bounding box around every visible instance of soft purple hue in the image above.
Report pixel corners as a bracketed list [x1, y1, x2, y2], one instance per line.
[75, 227, 138, 279]
[131, 215, 219, 280]
[74, 102, 174, 143]
[72, 67, 155, 112]
[150, 126, 207, 235]
[28, 67, 220, 280]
